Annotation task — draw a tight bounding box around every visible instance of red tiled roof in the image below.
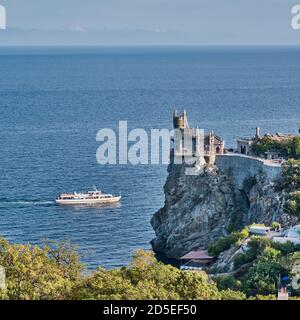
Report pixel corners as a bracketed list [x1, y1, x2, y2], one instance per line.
[180, 249, 213, 260]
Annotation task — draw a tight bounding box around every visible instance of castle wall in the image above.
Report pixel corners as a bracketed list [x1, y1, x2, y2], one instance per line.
[215, 154, 282, 189]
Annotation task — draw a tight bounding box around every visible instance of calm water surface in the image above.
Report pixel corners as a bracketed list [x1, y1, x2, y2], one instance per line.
[1, 46, 300, 269]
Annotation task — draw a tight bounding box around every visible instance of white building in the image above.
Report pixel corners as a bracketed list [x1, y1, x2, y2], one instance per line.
[273, 225, 300, 245]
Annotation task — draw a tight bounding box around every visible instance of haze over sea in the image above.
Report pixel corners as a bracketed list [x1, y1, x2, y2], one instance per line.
[1, 46, 300, 269]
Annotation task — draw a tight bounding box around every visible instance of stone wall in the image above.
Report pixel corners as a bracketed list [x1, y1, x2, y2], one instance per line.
[215, 154, 282, 189]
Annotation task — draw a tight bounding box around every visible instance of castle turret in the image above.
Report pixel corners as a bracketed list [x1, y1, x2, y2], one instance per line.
[171, 110, 224, 166]
[256, 127, 261, 139]
[173, 109, 189, 129]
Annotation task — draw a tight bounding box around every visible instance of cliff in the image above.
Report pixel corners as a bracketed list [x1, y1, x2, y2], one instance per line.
[151, 158, 299, 259]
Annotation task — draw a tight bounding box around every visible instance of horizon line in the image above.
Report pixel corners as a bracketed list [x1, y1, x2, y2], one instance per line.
[1, 44, 300, 47]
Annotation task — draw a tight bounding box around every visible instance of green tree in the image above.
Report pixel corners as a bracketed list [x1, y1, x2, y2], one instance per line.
[251, 136, 300, 159]
[213, 274, 241, 291]
[290, 137, 300, 159]
[0, 238, 83, 300]
[277, 160, 300, 192]
[244, 247, 283, 295]
[220, 289, 246, 300]
[208, 228, 249, 257]
[76, 268, 135, 300]
[76, 250, 222, 300]
[281, 252, 300, 296]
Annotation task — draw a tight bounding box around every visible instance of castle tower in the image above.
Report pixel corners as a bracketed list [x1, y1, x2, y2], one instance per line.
[256, 127, 261, 139]
[173, 109, 189, 129]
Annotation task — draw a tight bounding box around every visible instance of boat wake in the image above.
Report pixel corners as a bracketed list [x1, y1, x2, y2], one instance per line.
[0, 199, 54, 206]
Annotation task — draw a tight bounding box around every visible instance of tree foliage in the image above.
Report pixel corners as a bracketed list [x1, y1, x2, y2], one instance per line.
[0, 242, 229, 300]
[251, 137, 300, 159]
[244, 247, 284, 295]
[0, 238, 82, 300]
[276, 160, 300, 216]
[0, 237, 300, 300]
[76, 250, 222, 300]
[277, 160, 300, 192]
[234, 236, 271, 269]
[208, 228, 249, 257]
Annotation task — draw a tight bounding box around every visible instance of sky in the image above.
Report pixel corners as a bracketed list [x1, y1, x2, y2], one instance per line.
[0, 0, 300, 45]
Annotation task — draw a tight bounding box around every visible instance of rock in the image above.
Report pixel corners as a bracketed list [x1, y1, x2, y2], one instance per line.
[151, 161, 300, 259]
[210, 246, 238, 273]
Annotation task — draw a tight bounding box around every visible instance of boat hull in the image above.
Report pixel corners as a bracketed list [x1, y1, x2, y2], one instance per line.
[55, 196, 121, 205]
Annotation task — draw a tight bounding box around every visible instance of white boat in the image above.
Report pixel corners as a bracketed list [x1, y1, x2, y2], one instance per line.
[56, 187, 121, 205]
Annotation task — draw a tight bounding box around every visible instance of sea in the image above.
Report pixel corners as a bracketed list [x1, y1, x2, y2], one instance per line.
[1, 46, 300, 269]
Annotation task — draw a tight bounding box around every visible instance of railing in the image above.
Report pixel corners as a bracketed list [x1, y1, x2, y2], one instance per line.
[220, 152, 284, 167]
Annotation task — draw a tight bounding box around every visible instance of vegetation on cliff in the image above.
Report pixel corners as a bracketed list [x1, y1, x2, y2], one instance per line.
[251, 136, 300, 159]
[208, 228, 249, 257]
[276, 159, 300, 216]
[210, 232, 300, 297]
[0, 236, 300, 300]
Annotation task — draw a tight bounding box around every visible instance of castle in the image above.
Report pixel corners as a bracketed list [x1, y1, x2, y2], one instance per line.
[171, 110, 283, 188]
[172, 110, 225, 165]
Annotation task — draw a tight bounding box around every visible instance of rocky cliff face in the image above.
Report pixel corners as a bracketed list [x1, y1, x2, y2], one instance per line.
[151, 162, 298, 259]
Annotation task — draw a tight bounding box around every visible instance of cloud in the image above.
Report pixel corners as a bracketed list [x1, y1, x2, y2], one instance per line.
[69, 25, 85, 32]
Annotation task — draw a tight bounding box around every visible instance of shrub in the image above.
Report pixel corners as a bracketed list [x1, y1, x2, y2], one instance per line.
[254, 294, 277, 300]
[247, 236, 272, 254]
[234, 236, 272, 270]
[236, 228, 250, 241]
[285, 192, 300, 216]
[213, 274, 241, 291]
[208, 228, 249, 257]
[220, 289, 246, 300]
[208, 236, 233, 257]
[234, 253, 251, 269]
[270, 222, 281, 230]
[226, 223, 235, 234]
[271, 241, 297, 255]
[276, 160, 300, 192]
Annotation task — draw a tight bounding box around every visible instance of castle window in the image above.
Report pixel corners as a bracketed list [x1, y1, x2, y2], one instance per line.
[241, 145, 246, 154]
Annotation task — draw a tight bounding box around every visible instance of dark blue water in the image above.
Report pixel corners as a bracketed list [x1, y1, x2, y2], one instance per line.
[1, 46, 300, 269]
